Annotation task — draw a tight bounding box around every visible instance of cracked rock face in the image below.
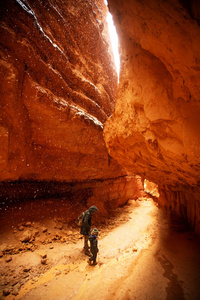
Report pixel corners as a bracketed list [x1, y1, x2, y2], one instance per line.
[104, 0, 200, 235]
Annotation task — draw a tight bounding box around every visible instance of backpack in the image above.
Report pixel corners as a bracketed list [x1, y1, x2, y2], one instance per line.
[77, 211, 85, 226]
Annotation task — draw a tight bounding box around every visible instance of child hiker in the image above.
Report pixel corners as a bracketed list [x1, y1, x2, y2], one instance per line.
[88, 228, 99, 265]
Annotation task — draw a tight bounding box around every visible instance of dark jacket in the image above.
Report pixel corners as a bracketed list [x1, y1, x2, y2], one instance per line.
[89, 234, 99, 255]
[80, 206, 98, 236]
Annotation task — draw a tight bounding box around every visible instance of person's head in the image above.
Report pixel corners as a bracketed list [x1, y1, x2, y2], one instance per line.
[89, 206, 98, 214]
[92, 228, 98, 236]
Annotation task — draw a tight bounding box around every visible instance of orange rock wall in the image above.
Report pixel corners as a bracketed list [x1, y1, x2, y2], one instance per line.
[104, 0, 200, 235]
[0, 0, 117, 181]
[0, 0, 142, 210]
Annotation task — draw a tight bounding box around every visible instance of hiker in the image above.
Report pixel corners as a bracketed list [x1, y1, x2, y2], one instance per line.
[80, 206, 98, 256]
[88, 228, 99, 265]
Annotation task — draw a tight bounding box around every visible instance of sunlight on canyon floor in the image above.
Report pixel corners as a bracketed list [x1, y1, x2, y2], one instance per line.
[1, 197, 200, 300]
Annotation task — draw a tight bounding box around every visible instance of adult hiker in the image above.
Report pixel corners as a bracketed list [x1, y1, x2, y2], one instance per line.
[80, 206, 98, 256]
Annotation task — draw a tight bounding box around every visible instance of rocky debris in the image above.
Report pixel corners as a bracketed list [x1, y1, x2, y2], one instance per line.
[41, 227, 47, 233]
[64, 230, 73, 236]
[38, 250, 47, 259]
[12, 288, 19, 296]
[3, 288, 10, 296]
[0, 263, 47, 297]
[60, 237, 67, 243]
[5, 256, 12, 263]
[54, 270, 61, 276]
[20, 231, 32, 243]
[32, 229, 40, 237]
[18, 226, 24, 231]
[54, 217, 63, 223]
[24, 222, 32, 227]
[1, 245, 15, 255]
[37, 250, 48, 265]
[2, 278, 10, 286]
[41, 259, 47, 265]
[0, 243, 37, 257]
[45, 238, 53, 244]
[64, 265, 71, 274]
[55, 224, 63, 230]
[0, 203, 138, 298]
[11, 279, 19, 287]
[23, 267, 31, 273]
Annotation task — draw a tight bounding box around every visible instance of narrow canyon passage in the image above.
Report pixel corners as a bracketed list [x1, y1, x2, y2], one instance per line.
[1, 198, 200, 300]
[0, 0, 200, 299]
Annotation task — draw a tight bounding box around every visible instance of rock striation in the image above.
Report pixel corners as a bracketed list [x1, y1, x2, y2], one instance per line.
[0, 0, 116, 181]
[104, 0, 200, 235]
[0, 0, 142, 211]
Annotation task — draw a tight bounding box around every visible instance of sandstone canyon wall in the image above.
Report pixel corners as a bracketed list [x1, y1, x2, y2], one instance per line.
[0, 0, 141, 212]
[104, 0, 200, 235]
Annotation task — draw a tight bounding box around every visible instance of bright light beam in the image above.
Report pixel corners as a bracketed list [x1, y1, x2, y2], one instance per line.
[106, 12, 120, 81]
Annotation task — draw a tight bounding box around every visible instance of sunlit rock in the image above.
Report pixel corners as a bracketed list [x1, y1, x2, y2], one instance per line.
[104, 0, 200, 235]
[144, 180, 159, 198]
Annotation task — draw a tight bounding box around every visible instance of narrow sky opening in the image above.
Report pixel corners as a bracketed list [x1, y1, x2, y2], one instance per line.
[106, 10, 120, 80]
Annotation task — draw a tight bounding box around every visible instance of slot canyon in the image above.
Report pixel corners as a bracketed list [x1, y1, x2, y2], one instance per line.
[0, 0, 200, 299]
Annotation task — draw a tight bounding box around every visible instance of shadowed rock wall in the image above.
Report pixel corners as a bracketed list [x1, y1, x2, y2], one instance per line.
[104, 0, 200, 235]
[0, 0, 142, 211]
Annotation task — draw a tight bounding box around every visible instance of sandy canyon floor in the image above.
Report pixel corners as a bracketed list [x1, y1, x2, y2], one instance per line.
[0, 197, 200, 300]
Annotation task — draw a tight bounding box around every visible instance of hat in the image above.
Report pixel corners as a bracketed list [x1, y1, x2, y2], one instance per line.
[89, 206, 98, 213]
[92, 228, 98, 234]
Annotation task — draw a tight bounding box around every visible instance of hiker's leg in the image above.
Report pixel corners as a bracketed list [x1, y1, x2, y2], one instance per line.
[84, 235, 89, 251]
[89, 253, 97, 265]
[89, 255, 94, 261]
[93, 252, 97, 263]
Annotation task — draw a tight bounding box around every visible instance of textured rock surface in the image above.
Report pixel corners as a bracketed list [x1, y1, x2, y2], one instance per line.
[104, 0, 200, 235]
[0, 0, 118, 181]
[0, 0, 142, 211]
